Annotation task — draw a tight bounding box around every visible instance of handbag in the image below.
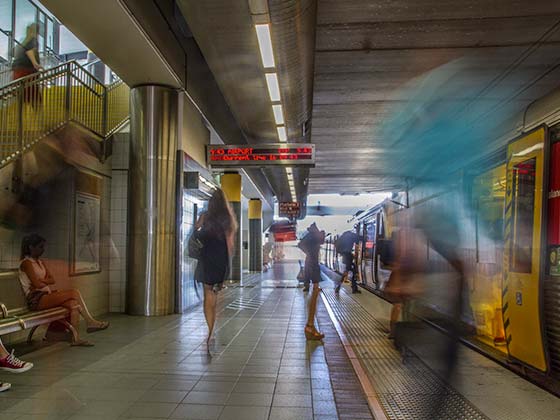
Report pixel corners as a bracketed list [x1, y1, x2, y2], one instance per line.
[188, 229, 204, 259]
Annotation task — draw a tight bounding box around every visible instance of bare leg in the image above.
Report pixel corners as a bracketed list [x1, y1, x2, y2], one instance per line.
[305, 283, 324, 340]
[307, 283, 320, 327]
[203, 284, 217, 343]
[38, 290, 104, 328]
[70, 289, 105, 328]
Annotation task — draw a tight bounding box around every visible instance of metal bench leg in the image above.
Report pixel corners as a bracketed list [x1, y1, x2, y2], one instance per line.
[27, 325, 40, 344]
[59, 320, 79, 344]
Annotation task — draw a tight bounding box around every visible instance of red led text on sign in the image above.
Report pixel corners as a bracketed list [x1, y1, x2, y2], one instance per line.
[207, 144, 315, 167]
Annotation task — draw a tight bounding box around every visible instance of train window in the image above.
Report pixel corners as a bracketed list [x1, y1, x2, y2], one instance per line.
[473, 165, 506, 264]
[511, 158, 536, 273]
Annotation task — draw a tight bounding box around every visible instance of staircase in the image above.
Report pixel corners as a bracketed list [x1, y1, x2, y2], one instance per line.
[0, 60, 129, 168]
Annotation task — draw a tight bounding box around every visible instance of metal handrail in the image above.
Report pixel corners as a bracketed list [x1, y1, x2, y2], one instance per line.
[0, 60, 130, 167]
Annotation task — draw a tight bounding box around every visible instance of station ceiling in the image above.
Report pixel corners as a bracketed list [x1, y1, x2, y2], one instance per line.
[179, 0, 560, 196]
[41, 0, 560, 200]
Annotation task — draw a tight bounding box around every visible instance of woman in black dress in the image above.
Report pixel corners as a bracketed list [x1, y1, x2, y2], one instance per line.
[302, 223, 326, 340]
[194, 188, 237, 345]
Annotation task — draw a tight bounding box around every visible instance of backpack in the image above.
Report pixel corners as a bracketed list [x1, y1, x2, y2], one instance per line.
[297, 232, 312, 254]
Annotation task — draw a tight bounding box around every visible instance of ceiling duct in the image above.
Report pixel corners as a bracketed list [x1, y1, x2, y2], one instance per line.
[177, 0, 317, 204]
[261, 0, 317, 205]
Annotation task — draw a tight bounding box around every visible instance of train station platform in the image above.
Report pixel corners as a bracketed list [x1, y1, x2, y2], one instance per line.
[1, 262, 559, 420]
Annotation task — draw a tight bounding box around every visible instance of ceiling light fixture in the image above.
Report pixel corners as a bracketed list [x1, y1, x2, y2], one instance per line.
[272, 104, 284, 125]
[277, 126, 287, 142]
[265, 73, 281, 102]
[255, 24, 275, 68]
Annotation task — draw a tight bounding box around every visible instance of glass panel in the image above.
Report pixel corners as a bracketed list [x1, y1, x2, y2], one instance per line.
[37, 11, 45, 53]
[474, 165, 506, 263]
[15, 0, 36, 43]
[0, 0, 12, 32]
[469, 164, 507, 349]
[0, 30, 8, 61]
[46, 17, 53, 50]
[363, 222, 375, 285]
[180, 193, 203, 312]
[511, 158, 536, 273]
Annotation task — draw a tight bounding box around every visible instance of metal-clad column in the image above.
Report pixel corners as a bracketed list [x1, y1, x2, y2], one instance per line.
[127, 85, 178, 316]
[249, 199, 262, 272]
[221, 172, 242, 282]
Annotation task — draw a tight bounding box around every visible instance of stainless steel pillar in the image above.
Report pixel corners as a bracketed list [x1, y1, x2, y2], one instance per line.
[127, 85, 179, 316]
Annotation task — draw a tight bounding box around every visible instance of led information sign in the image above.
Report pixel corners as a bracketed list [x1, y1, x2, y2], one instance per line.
[279, 202, 301, 218]
[207, 143, 315, 167]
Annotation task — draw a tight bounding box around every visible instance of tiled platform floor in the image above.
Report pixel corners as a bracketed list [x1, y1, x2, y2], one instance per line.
[0, 263, 370, 420]
[3, 261, 560, 420]
[323, 266, 560, 420]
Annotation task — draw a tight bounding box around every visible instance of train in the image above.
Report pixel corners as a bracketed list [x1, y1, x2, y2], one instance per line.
[322, 86, 560, 389]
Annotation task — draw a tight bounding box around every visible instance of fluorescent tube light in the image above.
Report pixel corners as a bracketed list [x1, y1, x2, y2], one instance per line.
[265, 73, 281, 102]
[255, 24, 275, 68]
[277, 126, 287, 142]
[272, 104, 284, 125]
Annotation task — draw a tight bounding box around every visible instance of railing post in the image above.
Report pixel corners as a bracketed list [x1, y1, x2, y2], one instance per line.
[101, 85, 108, 163]
[17, 82, 24, 154]
[64, 62, 71, 123]
[12, 82, 24, 194]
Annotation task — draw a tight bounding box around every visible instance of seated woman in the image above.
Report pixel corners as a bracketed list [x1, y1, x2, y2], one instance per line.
[19, 234, 109, 346]
[0, 338, 33, 392]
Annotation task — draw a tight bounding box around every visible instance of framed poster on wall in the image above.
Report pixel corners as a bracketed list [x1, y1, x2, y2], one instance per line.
[71, 191, 101, 275]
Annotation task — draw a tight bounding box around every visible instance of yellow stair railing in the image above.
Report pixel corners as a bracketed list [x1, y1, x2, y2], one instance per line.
[0, 60, 130, 167]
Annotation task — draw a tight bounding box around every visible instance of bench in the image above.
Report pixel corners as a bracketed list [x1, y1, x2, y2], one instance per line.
[0, 270, 79, 344]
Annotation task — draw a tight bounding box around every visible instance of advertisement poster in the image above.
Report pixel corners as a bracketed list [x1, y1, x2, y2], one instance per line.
[72, 192, 101, 274]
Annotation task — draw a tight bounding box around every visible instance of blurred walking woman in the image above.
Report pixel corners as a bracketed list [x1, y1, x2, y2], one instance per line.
[194, 189, 238, 345]
[12, 23, 43, 104]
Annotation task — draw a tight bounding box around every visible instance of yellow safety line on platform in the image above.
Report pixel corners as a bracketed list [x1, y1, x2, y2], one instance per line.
[320, 291, 389, 420]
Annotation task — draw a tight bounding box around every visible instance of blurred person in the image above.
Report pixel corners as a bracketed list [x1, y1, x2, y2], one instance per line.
[386, 203, 467, 419]
[12, 23, 43, 104]
[194, 189, 238, 346]
[19, 234, 109, 347]
[263, 239, 273, 272]
[334, 230, 360, 294]
[0, 338, 33, 392]
[299, 223, 326, 340]
[384, 226, 425, 339]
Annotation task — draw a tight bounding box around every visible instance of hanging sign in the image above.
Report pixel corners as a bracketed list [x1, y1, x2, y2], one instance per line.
[207, 143, 315, 167]
[279, 202, 301, 218]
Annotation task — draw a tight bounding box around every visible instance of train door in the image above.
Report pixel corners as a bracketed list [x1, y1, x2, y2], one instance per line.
[362, 220, 376, 288]
[373, 212, 381, 288]
[356, 223, 365, 283]
[503, 126, 548, 372]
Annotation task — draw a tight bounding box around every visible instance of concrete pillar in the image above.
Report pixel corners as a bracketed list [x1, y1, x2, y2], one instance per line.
[221, 172, 242, 282]
[249, 199, 263, 272]
[127, 85, 178, 316]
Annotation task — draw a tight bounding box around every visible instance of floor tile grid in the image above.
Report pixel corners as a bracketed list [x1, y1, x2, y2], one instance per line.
[184, 288, 285, 419]
[321, 288, 490, 420]
[316, 299, 374, 420]
[0, 285, 276, 419]
[2, 267, 332, 419]
[276, 288, 327, 420]
[173, 287, 299, 419]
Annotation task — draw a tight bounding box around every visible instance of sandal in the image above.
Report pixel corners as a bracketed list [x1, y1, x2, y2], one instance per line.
[71, 339, 95, 347]
[87, 321, 110, 334]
